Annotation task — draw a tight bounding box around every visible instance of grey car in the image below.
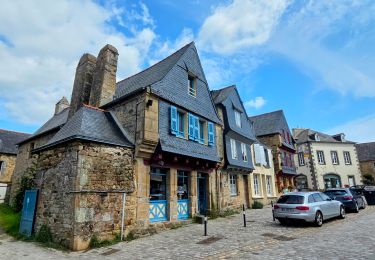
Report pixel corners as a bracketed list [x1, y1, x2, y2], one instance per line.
[274, 192, 346, 226]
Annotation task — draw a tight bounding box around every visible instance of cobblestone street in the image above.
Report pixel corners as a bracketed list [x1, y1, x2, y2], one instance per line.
[1, 206, 375, 259]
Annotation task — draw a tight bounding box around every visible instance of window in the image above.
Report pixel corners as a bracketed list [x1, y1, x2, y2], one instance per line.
[253, 174, 260, 196]
[331, 151, 339, 165]
[231, 139, 237, 159]
[207, 122, 215, 146]
[241, 143, 248, 162]
[308, 195, 315, 203]
[198, 120, 205, 144]
[343, 151, 352, 165]
[29, 142, 35, 158]
[287, 132, 291, 144]
[266, 176, 272, 195]
[177, 171, 189, 200]
[188, 75, 196, 97]
[230, 174, 237, 196]
[264, 148, 270, 166]
[0, 161, 4, 174]
[177, 111, 184, 137]
[298, 152, 305, 166]
[170, 106, 185, 137]
[277, 195, 304, 204]
[150, 168, 167, 201]
[312, 193, 323, 202]
[317, 150, 325, 164]
[234, 110, 241, 128]
[348, 176, 356, 187]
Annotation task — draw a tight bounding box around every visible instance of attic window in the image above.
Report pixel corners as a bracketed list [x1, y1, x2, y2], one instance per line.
[315, 133, 320, 141]
[188, 75, 196, 97]
[234, 110, 241, 128]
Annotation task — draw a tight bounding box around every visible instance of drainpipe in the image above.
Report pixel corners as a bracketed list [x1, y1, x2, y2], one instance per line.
[120, 192, 127, 241]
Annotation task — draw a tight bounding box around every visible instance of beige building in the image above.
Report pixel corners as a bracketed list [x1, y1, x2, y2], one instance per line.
[250, 142, 278, 205]
[293, 129, 362, 190]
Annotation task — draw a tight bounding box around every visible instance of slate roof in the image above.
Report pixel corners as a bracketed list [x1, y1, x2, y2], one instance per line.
[249, 110, 285, 136]
[356, 142, 375, 162]
[211, 85, 236, 105]
[38, 105, 133, 150]
[294, 128, 355, 144]
[0, 129, 31, 155]
[19, 107, 69, 145]
[114, 42, 193, 100]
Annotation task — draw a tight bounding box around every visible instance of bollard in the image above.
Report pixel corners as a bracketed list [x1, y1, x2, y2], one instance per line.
[204, 212, 208, 236]
[243, 204, 247, 227]
[271, 201, 275, 221]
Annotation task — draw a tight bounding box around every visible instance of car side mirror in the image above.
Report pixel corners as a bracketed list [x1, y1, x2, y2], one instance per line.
[326, 198, 332, 201]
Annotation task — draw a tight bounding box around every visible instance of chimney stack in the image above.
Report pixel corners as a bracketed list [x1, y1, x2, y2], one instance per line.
[68, 53, 97, 118]
[55, 96, 69, 115]
[89, 44, 118, 107]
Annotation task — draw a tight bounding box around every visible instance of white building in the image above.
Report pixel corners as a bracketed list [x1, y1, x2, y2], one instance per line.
[293, 128, 362, 190]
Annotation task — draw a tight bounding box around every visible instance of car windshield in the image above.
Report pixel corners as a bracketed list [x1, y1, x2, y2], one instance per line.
[324, 190, 348, 196]
[277, 195, 305, 204]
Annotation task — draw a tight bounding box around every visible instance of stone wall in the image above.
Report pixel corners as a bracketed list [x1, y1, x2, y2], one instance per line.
[33, 141, 135, 250]
[0, 153, 16, 183]
[359, 160, 375, 179]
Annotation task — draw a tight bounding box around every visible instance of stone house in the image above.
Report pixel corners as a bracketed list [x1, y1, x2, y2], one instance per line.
[0, 129, 30, 203]
[10, 42, 225, 250]
[249, 110, 297, 193]
[293, 128, 362, 190]
[211, 85, 256, 209]
[355, 142, 375, 181]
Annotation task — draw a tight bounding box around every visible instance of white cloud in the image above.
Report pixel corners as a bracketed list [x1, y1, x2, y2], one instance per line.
[0, 1, 156, 125]
[244, 96, 266, 109]
[197, 0, 292, 55]
[326, 114, 375, 143]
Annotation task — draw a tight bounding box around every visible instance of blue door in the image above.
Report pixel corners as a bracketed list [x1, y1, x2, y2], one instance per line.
[197, 173, 207, 214]
[19, 189, 38, 237]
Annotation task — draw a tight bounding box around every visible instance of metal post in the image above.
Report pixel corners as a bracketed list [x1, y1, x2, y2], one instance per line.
[271, 201, 275, 221]
[243, 204, 246, 227]
[120, 193, 126, 241]
[204, 212, 208, 236]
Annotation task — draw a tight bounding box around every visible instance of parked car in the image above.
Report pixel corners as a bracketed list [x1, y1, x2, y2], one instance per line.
[324, 188, 366, 213]
[274, 192, 345, 227]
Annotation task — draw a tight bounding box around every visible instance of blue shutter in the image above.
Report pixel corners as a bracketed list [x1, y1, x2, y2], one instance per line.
[188, 113, 195, 140]
[170, 106, 177, 135]
[194, 116, 199, 141]
[208, 122, 215, 145]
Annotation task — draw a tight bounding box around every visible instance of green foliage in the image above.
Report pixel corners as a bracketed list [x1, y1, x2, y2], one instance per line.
[35, 225, 53, 243]
[89, 234, 121, 248]
[13, 161, 37, 212]
[207, 208, 239, 220]
[363, 174, 375, 185]
[0, 204, 21, 237]
[125, 231, 135, 242]
[252, 201, 264, 209]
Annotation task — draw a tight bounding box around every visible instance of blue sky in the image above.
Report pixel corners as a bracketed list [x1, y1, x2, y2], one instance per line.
[0, 0, 374, 142]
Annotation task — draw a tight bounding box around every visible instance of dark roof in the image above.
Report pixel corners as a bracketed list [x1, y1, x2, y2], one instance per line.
[19, 107, 69, 144]
[39, 105, 133, 150]
[249, 110, 285, 136]
[211, 85, 236, 105]
[114, 42, 193, 100]
[294, 128, 355, 144]
[356, 142, 375, 162]
[0, 129, 31, 155]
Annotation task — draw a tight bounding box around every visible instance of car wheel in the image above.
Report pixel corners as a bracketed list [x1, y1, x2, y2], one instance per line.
[314, 211, 323, 227]
[339, 206, 346, 219]
[354, 202, 359, 213]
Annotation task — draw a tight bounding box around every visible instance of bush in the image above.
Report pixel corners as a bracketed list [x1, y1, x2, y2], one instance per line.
[35, 225, 53, 243]
[363, 174, 375, 185]
[0, 204, 21, 237]
[13, 162, 37, 212]
[89, 234, 121, 248]
[252, 201, 264, 209]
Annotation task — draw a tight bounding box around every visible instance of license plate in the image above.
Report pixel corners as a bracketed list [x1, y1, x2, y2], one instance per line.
[281, 208, 294, 212]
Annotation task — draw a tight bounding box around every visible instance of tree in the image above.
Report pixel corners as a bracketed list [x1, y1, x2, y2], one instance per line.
[362, 174, 374, 185]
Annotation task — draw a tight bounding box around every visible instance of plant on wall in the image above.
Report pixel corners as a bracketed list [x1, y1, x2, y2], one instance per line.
[13, 161, 37, 212]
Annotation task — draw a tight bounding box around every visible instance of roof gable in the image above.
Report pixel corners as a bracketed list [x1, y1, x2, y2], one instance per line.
[0, 129, 31, 154]
[249, 110, 285, 136]
[294, 128, 355, 144]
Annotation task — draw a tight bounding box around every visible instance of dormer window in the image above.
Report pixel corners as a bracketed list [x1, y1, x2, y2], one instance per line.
[234, 110, 241, 128]
[315, 133, 320, 141]
[188, 75, 196, 97]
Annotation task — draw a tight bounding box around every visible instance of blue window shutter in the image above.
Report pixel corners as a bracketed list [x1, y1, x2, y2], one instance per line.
[194, 116, 199, 141]
[170, 106, 177, 135]
[188, 113, 195, 140]
[208, 122, 215, 145]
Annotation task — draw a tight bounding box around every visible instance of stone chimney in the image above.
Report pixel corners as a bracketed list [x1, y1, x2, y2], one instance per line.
[89, 44, 118, 107]
[54, 96, 69, 115]
[68, 53, 97, 118]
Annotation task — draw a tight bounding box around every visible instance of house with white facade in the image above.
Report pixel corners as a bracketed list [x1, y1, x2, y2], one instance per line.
[293, 128, 362, 190]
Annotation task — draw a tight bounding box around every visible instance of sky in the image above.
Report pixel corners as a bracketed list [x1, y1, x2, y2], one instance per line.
[0, 0, 374, 142]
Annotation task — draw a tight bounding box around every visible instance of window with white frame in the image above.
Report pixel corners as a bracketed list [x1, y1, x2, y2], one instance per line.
[343, 151, 351, 165]
[317, 150, 325, 164]
[229, 174, 237, 196]
[241, 143, 247, 162]
[331, 151, 339, 165]
[253, 174, 260, 196]
[266, 176, 272, 195]
[231, 139, 237, 159]
[298, 152, 305, 166]
[188, 75, 196, 97]
[234, 110, 241, 128]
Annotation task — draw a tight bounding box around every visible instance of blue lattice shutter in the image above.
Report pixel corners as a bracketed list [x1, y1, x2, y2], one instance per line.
[188, 113, 195, 140]
[208, 122, 215, 145]
[170, 106, 177, 135]
[194, 116, 199, 141]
